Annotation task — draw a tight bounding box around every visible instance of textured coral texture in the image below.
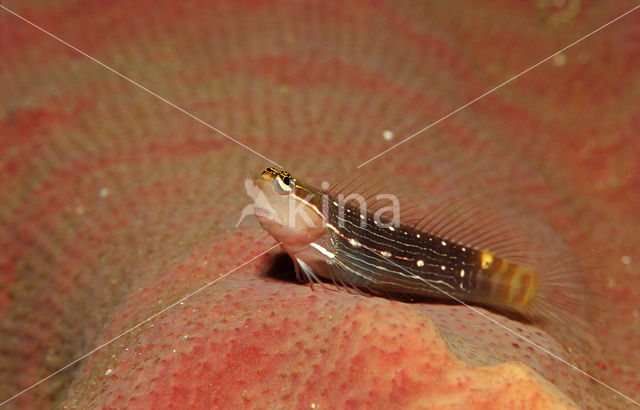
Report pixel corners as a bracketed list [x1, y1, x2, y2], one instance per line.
[1, 1, 639, 409]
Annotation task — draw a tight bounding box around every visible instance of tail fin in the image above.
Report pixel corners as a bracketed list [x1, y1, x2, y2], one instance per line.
[519, 250, 605, 367]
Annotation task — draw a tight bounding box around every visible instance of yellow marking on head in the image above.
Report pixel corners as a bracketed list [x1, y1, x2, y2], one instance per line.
[262, 167, 295, 183]
[480, 250, 494, 269]
[260, 167, 302, 197]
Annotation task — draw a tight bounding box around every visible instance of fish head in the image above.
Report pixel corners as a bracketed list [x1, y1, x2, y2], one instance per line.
[252, 167, 327, 253]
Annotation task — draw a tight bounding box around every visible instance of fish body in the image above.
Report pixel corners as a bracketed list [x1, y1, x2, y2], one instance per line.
[253, 167, 585, 324]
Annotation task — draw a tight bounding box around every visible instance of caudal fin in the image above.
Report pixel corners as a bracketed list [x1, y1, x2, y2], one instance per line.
[520, 250, 605, 367]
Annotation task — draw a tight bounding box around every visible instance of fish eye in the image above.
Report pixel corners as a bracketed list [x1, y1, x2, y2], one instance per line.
[274, 175, 293, 195]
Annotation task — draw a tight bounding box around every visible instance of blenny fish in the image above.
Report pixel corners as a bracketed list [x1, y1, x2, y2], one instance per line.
[252, 167, 589, 325]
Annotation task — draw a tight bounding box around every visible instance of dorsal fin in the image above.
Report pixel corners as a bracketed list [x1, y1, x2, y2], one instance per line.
[328, 174, 424, 226]
[328, 173, 533, 263]
[406, 199, 533, 263]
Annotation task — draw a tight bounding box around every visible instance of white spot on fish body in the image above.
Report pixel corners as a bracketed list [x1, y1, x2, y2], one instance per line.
[382, 130, 394, 140]
[310, 242, 336, 259]
[440, 265, 446, 271]
[416, 260, 425, 267]
[326, 223, 340, 234]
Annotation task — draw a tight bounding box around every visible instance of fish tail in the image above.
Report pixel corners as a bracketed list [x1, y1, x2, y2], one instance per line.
[476, 250, 602, 364]
[476, 251, 591, 324]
